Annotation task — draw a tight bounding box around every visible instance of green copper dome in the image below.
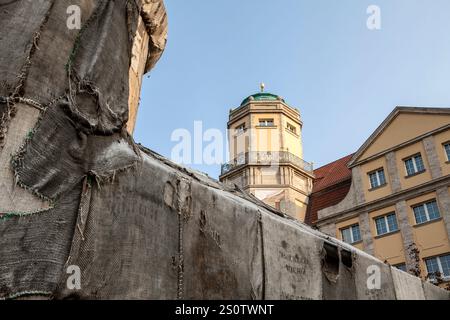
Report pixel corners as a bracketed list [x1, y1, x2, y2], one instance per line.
[240, 92, 285, 106]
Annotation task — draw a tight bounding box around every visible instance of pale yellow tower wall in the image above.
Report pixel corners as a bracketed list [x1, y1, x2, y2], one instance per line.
[249, 111, 303, 158]
[228, 115, 251, 160]
[222, 96, 312, 221]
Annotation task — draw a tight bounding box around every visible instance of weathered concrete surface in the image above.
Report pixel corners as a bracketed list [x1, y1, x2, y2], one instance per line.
[422, 281, 450, 300]
[395, 201, 416, 272]
[0, 0, 448, 300]
[358, 211, 374, 256]
[437, 187, 450, 240]
[386, 151, 402, 193]
[423, 135, 443, 180]
[391, 267, 426, 300]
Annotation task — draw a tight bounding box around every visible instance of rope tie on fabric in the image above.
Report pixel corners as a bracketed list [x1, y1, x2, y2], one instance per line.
[76, 177, 93, 242]
[258, 211, 266, 300]
[12, 97, 45, 111]
[177, 206, 184, 300]
[0, 97, 15, 151]
[175, 178, 191, 300]
[163, 176, 193, 299]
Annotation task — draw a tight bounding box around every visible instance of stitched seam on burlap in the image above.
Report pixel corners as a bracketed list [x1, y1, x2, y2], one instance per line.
[176, 179, 185, 300]
[259, 211, 266, 300]
[12, 2, 55, 98]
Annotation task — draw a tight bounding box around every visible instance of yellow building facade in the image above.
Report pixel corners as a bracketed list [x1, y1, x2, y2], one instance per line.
[316, 107, 450, 283]
[219, 87, 314, 221]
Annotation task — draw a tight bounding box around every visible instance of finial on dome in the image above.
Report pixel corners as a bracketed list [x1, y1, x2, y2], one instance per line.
[260, 82, 265, 93]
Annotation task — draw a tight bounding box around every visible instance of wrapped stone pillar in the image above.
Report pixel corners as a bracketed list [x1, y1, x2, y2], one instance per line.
[0, 0, 167, 299]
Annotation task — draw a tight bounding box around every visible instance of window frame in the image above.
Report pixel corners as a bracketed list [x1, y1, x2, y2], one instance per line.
[368, 168, 387, 190]
[444, 141, 450, 162]
[394, 263, 407, 272]
[234, 123, 246, 135]
[258, 118, 275, 127]
[425, 254, 450, 281]
[412, 199, 441, 225]
[340, 224, 362, 244]
[275, 201, 281, 211]
[374, 212, 399, 236]
[286, 123, 297, 134]
[403, 153, 426, 177]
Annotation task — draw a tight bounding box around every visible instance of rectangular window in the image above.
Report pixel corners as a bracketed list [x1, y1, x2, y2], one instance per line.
[259, 119, 274, 127]
[413, 200, 441, 225]
[375, 213, 399, 236]
[235, 123, 246, 135]
[287, 123, 297, 134]
[341, 224, 361, 244]
[404, 154, 425, 176]
[368, 168, 386, 189]
[444, 142, 450, 161]
[394, 263, 407, 272]
[275, 201, 280, 211]
[425, 254, 450, 280]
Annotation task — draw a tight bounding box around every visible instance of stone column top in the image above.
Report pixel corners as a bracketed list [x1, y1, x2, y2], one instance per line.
[140, 0, 168, 73]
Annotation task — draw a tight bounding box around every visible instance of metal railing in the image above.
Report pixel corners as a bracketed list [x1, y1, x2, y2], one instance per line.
[221, 151, 314, 175]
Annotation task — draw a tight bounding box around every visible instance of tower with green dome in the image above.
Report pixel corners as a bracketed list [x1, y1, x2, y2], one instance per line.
[220, 84, 314, 221]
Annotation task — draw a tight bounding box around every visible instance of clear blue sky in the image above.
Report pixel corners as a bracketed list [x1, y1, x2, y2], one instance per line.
[135, 0, 450, 179]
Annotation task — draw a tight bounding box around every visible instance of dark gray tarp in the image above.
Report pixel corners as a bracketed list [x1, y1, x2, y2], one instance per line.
[261, 213, 323, 300]
[321, 243, 357, 300]
[21, 0, 95, 106]
[0, 0, 166, 299]
[0, 183, 81, 297]
[391, 267, 425, 300]
[0, 0, 448, 300]
[182, 182, 263, 300]
[64, 0, 131, 134]
[422, 281, 450, 300]
[55, 153, 179, 299]
[353, 251, 396, 300]
[0, 0, 54, 98]
[12, 102, 139, 200]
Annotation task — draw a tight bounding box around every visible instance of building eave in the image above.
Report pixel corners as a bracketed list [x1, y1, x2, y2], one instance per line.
[348, 106, 450, 168]
[315, 174, 450, 227]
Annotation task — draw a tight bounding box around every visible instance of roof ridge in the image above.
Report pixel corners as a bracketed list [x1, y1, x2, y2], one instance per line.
[314, 153, 354, 172]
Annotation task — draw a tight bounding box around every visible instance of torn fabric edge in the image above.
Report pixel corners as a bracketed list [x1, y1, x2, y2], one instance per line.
[1, 291, 52, 301]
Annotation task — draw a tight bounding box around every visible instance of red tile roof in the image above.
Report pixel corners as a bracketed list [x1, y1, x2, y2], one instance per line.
[312, 154, 354, 193]
[305, 154, 354, 225]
